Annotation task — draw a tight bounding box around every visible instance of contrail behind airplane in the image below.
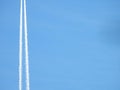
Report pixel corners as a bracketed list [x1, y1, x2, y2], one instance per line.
[19, 0, 23, 90]
[24, 0, 30, 90]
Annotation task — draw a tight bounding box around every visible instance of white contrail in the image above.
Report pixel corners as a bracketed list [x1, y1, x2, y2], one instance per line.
[19, 0, 30, 90]
[19, 0, 23, 90]
[24, 0, 30, 90]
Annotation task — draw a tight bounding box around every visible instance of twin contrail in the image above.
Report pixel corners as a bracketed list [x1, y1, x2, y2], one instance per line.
[19, 0, 23, 90]
[24, 0, 30, 89]
[19, 0, 30, 90]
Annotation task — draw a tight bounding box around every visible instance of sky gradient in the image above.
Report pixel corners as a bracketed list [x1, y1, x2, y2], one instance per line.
[0, 0, 120, 90]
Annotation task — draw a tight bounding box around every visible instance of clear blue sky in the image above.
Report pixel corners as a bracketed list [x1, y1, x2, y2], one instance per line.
[0, 0, 120, 90]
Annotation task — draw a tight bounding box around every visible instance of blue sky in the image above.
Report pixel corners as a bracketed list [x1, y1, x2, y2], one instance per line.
[0, 0, 120, 90]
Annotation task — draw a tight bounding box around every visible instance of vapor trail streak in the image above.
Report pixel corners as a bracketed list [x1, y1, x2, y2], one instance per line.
[19, 0, 23, 90]
[24, 0, 30, 90]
